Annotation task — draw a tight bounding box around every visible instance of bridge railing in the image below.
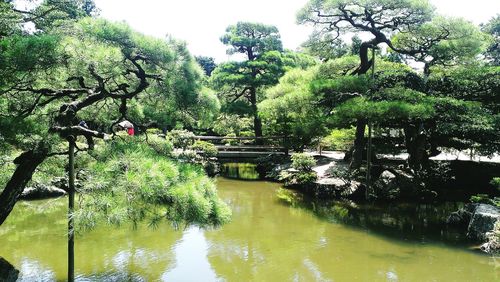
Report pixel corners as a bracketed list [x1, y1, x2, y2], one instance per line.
[192, 135, 289, 156]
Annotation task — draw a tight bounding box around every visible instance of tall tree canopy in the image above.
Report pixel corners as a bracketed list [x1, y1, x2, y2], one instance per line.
[1, 0, 98, 36]
[297, 0, 495, 169]
[0, 11, 214, 225]
[210, 22, 284, 139]
[482, 14, 500, 66]
[195, 55, 217, 76]
[259, 67, 327, 150]
[298, 0, 434, 75]
[392, 16, 489, 75]
[298, 0, 435, 168]
[211, 22, 317, 140]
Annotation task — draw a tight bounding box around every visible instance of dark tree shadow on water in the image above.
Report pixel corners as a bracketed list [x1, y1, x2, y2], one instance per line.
[278, 193, 475, 251]
[0, 256, 19, 282]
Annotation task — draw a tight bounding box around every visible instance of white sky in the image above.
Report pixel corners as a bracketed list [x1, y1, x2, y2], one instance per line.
[94, 0, 500, 62]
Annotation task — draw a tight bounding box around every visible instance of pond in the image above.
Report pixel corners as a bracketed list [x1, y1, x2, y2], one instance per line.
[0, 175, 498, 281]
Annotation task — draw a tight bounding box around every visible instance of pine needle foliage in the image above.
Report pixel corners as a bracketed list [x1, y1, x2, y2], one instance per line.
[74, 137, 231, 231]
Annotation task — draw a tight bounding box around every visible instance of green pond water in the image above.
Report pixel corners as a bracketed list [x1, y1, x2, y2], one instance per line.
[1, 175, 499, 281]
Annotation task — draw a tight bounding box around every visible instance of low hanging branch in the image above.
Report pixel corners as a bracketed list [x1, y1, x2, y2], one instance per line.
[0, 48, 159, 225]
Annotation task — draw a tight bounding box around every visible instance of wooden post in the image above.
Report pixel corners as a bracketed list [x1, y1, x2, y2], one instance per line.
[366, 121, 373, 200]
[366, 47, 376, 200]
[68, 137, 75, 282]
[283, 136, 289, 157]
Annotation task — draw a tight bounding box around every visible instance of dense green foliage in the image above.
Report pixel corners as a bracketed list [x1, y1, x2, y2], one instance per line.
[279, 153, 317, 186]
[321, 128, 355, 151]
[0, 2, 230, 229]
[482, 15, 500, 65]
[210, 22, 316, 139]
[259, 68, 326, 149]
[290, 153, 316, 172]
[166, 129, 195, 149]
[76, 138, 230, 230]
[190, 140, 218, 157]
[294, 0, 498, 170]
[195, 56, 217, 76]
[491, 178, 500, 190]
[212, 114, 253, 136]
[392, 16, 488, 74]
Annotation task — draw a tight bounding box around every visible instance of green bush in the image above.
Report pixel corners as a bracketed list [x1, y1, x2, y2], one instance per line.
[291, 153, 316, 171]
[278, 153, 317, 186]
[147, 135, 173, 156]
[190, 140, 218, 157]
[167, 129, 195, 149]
[146, 128, 162, 135]
[491, 177, 500, 191]
[212, 114, 252, 136]
[321, 128, 355, 151]
[172, 149, 199, 162]
[278, 170, 317, 186]
[470, 194, 500, 207]
[223, 133, 239, 146]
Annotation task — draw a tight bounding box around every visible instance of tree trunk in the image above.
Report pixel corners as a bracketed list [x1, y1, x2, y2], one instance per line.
[423, 63, 431, 78]
[0, 142, 49, 225]
[404, 123, 429, 171]
[351, 41, 375, 75]
[250, 87, 263, 144]
[68, 139, 75, 282]
[350, 119, 366, 169]
[347, 39, 378, 168]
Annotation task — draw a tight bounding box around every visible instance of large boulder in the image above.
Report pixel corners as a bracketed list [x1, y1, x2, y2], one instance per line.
[373, 169, 426, 200]
[446, 203, 476, 228]
[0, 257, 19, 282]
[467, 204, 500, 241]
[373, 170, 399, 200]
[50, 176, 68, 191]
[20, 183, 67, 200]
[50, 174, 85, 193]
[480, 225, 500, 254]
[267, 162, 292, 181]
[314, 178, 361, 198]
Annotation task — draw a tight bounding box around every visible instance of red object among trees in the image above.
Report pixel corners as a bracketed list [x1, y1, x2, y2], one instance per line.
[127, 128, 135, 136]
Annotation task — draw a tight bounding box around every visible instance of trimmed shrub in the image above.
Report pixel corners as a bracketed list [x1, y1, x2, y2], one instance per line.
[147, 135, 173, 156]
[321, 128, 355, 151]
[190, 140, 217, 157]
[291, 153, 316, 171]
[167, 129, 195, 149]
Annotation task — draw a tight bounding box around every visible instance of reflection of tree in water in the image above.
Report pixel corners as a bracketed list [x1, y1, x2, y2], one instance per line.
[205, 180, 497, 282]
[220, 163, 261, 180]
[294, 196, 467, 245]
[0, 198, 183, 280]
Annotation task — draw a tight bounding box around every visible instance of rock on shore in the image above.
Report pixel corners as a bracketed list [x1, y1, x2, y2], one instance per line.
[447, 203, 500, 254]
[20, 183, 67, 200]
[467, 204, 500, 241]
